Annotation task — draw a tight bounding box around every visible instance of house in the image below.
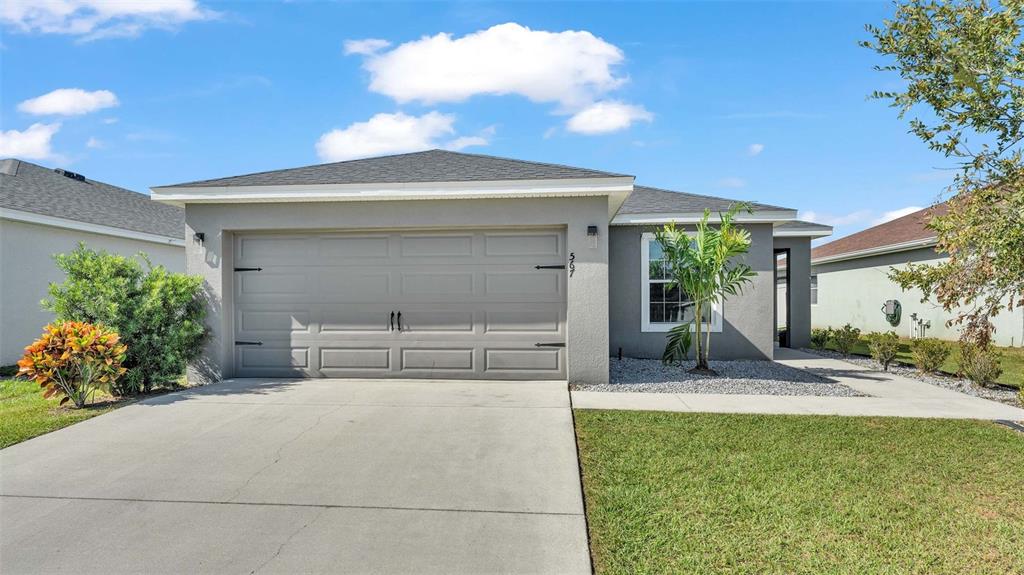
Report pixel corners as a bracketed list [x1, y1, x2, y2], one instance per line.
[0, 159, 185, 365]
[810, 203, 1023, 347]
[151, 150, 830, 384]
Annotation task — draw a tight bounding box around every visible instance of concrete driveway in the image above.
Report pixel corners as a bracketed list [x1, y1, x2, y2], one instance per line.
[0, 379, 590, 574]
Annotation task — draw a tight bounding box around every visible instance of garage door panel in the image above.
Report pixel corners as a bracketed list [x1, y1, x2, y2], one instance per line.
[400, 272, 475, 296]
[237, 309, 311, 335]
[399, 234, 474, 257]
[399, 310, 475, 333]
[318, 235, 390, 260]
[239, 273, 310, 296]
[320, 347, 391, 370]
[485, 309, 562, 334]
[484, 348, 562, 372]
[484, 232, 562, 257]
[320, 307, 393, 333]
[233, 228, 566, 380]
[401, 348, 474, 370]
[238, 347, 309, 369]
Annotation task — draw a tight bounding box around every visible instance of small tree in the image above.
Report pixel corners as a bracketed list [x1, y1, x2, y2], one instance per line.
[44, 244, 206, 393]
[867, 331, 901, 371]
[18, 322, 128, 408]
[863, 0, 1024, 346]
[655, 204, 756, 374]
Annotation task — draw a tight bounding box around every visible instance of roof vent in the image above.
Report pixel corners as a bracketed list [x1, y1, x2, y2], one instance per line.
[55, 168, 86, 182]
[0, 159, 20, 176]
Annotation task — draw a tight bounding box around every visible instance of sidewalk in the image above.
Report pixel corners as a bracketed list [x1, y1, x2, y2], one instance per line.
[571, 348, 1024, 420]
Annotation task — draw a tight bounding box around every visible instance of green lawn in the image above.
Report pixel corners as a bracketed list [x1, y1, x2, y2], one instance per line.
[0, 379, 118, 449]
[815, 337, 1022, 388]
[576, 410, 1024, 575]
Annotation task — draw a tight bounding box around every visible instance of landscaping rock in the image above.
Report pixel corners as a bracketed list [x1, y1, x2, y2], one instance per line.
[575, 357, 865, 396]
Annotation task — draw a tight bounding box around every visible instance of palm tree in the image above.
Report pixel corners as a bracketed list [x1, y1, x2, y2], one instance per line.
[654, 203, 756, 374]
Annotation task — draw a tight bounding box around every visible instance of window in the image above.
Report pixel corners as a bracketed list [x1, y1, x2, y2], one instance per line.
[641, 233, 722, 332]
[810, 274, 818, 305]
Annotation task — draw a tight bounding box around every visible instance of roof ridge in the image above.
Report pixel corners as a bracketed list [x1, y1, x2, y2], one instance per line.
[633, 184, 793, 212]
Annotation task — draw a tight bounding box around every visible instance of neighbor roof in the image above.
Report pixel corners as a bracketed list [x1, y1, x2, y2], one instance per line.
[0, 159, 184, 240]
[617, 185, 793, 214]
[158, 149, 631, 188]
[811, 203, 948, 262]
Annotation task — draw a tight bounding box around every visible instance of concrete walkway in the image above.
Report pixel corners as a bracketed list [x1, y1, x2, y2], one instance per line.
[1, 379, 590, 574]
[572, 348, 1024, 420]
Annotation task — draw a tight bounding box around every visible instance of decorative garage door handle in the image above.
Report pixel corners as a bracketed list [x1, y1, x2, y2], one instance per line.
[235, 341, 262, 346]
[397, 311, 403, 331]
[390, 311, 395, 331]
[534, 342, 566, 348]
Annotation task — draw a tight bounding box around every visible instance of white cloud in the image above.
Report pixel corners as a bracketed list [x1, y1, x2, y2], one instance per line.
[102, 117, 118, 124]
[566, 101, 652, 135]
[716, 177, 747, 189]
[799, 210, 873, 227]
[351, 23, 627, 110]
[1, 0, 216, 40]
[343, 38, 390, 55]
[86, 136, 103, 149]
[0, 122, 61, 160]
[315, 111, 488, 162]
[873, 206, 923, 225]
[747, 143, 764, 156]
[18, 88, 119, 116]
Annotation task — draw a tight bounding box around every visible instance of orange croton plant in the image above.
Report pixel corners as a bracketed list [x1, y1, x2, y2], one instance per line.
[17, 321, 128, 408]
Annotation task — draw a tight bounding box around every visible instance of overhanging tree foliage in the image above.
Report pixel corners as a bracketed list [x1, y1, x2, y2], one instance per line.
[863, 0, 1023, 345]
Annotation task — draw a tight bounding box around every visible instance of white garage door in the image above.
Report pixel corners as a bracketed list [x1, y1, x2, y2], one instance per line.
[233, 229, 567, 379]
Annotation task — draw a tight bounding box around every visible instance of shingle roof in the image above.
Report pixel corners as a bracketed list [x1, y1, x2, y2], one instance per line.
[775, 220, 833, 233]
[811, 203, 947, 261]
[617, 185, 793, 214]
[158, 149, 631, 188]
[0, 159, 184, 240]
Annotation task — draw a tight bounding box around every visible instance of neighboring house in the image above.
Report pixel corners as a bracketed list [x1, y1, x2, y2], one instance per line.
[0, 159, 185, 365]
[810, 203, 1024, 347]
[151, 150, 830, 384]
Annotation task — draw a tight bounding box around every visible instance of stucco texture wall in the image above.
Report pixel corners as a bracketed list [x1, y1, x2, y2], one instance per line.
[184, 196, 610, 384]
[812, 247, 1024, 347]
[608, 223, 775, 360]
[0, 219, 184, 365]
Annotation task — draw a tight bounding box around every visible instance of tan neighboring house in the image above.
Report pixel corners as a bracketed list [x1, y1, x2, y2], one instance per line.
[810, 203, 1023, 347]
[0, 159, 185, 365]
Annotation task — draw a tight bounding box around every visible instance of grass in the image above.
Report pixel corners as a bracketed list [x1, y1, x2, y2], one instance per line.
[815, 336, 1022, 388]
[576, 410, 1024, 575]
[0, 379, 119, 449]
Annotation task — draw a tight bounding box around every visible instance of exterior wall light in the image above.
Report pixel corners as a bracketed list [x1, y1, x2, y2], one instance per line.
[587, 225, 599, 248]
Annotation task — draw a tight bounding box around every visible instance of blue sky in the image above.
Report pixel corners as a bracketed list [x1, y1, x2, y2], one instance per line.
[1, 1, 957, 240]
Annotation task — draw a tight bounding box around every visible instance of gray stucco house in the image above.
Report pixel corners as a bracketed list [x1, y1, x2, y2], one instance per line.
[152, 150, 829, 385]
[0, 159, 185, 365]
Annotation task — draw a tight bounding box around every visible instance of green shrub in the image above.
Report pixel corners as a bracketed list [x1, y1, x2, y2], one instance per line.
[44, 244, 206, 394]
[957, 344, 1003, 388]
[662, 323, 692, 366]
[830, 324, 861, 356]
[867, 331, 900, 371]
[17, 322, 127, 408]
[810, 328, 831, 350]
[909, 338, 951, 374]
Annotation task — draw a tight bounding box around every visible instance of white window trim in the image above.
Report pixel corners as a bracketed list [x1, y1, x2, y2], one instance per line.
[640, 232, 723, 333]
[810, 274, 819, 306]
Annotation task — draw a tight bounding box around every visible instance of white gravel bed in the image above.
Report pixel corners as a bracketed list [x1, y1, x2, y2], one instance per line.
[574, 357, 865, 396]
[801, 348, 1022, 407]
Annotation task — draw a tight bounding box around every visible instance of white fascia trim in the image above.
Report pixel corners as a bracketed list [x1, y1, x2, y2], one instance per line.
[151, 176, 636, 206]
[812, 237, 938, 265]
[0, 208, 185, 247]
[773, 228, 833, 238]
[612, 209, 798, 225]
[640, 232, 723, 333]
